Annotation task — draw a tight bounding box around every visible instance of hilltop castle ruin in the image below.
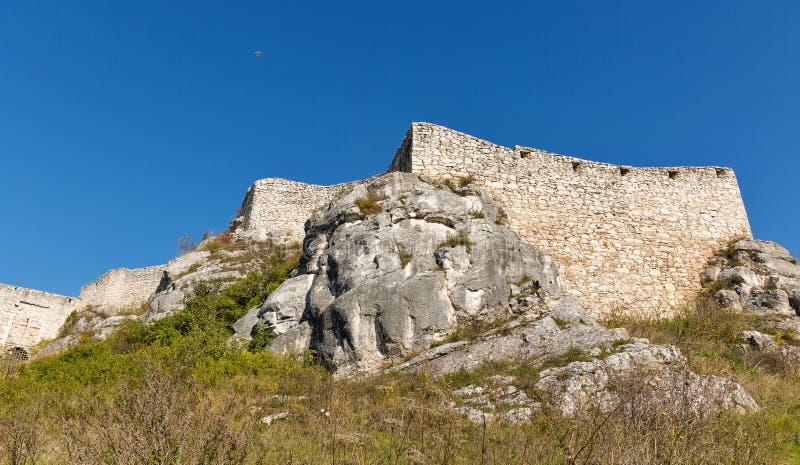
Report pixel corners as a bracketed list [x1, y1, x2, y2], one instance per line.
[1, 122, 751, 353]
[234, 123, 752, 315]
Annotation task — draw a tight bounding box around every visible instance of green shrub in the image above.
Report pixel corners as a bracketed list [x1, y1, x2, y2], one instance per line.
[247, 323, 276, 353]
[57, 310, 80, 337]
[355, 192, 383, 215]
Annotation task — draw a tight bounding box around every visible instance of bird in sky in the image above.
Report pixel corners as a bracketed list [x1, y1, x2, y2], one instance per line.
[253, 50, 263, 57]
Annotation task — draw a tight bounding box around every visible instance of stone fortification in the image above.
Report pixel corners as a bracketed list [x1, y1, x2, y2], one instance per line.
[1, 264, 167, 352]
[388, 123, 752, 315]
[77, 265, 167, 314]
[0, 284, 76, 352]
[232, 176, 378, 243]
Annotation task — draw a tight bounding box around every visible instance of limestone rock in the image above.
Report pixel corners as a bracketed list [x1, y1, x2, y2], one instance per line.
[35, 307, 137, 358]
[234, 172, 561, 374]
[393, 298, 757, 418]
[535, 342, 757, 416]
[391, 297, 627, 376]
[144, 239, 289, 322]
[701, 239, 800, 371]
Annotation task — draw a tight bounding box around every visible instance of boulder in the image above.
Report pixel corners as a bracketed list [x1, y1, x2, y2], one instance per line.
[717, 266, 761, 289]
[789, 289, 800, 315]
[745, 289, 795, 317]
[535, 342, 758, 416]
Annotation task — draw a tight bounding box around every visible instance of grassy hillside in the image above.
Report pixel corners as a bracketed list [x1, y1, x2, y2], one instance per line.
[1, 248, 798, 464]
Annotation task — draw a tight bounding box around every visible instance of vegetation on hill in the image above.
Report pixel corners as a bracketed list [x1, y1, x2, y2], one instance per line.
[1, 246, 798, 464]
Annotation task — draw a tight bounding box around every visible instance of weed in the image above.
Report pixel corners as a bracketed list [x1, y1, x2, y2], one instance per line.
[437, 230, 473, 250]
[197, 231, 234, 253]
[397, 249, 413, 268]
[457, 175, 476, 188]
[495, 207, 509, 225]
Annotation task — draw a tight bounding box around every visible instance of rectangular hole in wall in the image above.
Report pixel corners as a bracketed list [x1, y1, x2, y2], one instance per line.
[572, 161, 581, 172]
[668, 170, 679, 180]
[620, 167, 630, 176]
[520, 150, 530, 159]
[716, 168, 726, 178]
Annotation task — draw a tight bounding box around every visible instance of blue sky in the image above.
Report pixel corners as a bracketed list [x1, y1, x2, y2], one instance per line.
[1, 1, 797, 296]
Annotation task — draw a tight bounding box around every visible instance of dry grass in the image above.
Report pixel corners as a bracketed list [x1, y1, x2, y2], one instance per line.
[1, 275, 799, 463]
[604, 300, 800, 463]
[2, 339, 797, 465]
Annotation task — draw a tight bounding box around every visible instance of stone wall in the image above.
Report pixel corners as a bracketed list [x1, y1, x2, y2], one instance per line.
[78, 265, 167, 314]
[389, 123, 752, 316]
[232, 176, 379, 244]
[0, 284, 77, 351]
[1, 264, 168, 351]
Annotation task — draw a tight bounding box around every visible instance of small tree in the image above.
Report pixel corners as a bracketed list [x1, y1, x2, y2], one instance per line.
[177, 234, 196, 255]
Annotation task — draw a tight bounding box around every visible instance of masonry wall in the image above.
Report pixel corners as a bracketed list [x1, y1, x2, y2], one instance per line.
[389, 123, 752, 316]
[78, 265, 167, 314]
[0, 284, 77, 350]
[232, 177, 378, 244]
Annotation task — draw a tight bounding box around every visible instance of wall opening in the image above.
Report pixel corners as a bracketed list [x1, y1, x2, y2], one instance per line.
[620, 167, 630, 176]
[716, 168, 726, 178]
[519, 150, 530, 159]
[572, 162, 581, 172]
[668, 170, 679, 180]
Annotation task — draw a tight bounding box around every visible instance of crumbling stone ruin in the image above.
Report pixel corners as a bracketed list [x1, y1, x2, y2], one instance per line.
[0, 123, 752, 354]
[233, 123, 751, 317]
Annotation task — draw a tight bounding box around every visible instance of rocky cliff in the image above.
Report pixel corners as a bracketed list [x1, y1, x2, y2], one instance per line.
[231, 172, 757, 418]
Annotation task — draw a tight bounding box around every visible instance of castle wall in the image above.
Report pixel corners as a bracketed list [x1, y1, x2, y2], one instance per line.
[232, 177, 378, 244]
[0, 284, 77, 350]
[78, 265, 167, 314]
[389, 123, 752, 316]
[0, 264, 168, 351]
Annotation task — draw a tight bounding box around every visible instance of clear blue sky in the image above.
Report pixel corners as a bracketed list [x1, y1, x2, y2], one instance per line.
[1, 1, 797, 296]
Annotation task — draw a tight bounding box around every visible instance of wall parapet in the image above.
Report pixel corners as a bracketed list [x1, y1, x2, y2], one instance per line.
[78, 265, 167, 313]
[389, 122, 752, 316]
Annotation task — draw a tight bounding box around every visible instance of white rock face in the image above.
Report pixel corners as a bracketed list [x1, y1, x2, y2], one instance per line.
[235, 172, 561, 374]
[702, 239, 800, 371]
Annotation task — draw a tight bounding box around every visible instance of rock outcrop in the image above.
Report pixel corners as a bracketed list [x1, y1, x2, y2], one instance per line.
[393, 296, 757, 420]
[235, 172, 561, 374]
[234, 172, 757, 418]
[701, 239, 800, 371]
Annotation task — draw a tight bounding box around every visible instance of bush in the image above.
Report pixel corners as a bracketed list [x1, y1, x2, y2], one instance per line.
[355, 192, 383, 216]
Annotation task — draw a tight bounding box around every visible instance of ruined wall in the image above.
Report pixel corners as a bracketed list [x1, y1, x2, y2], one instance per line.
[232, 176, 378, 244]
[78, 265, 167, 314]
[0, 284, 77, 351]
[389, 123, 752, 316]
[0, 264, 168, 351]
